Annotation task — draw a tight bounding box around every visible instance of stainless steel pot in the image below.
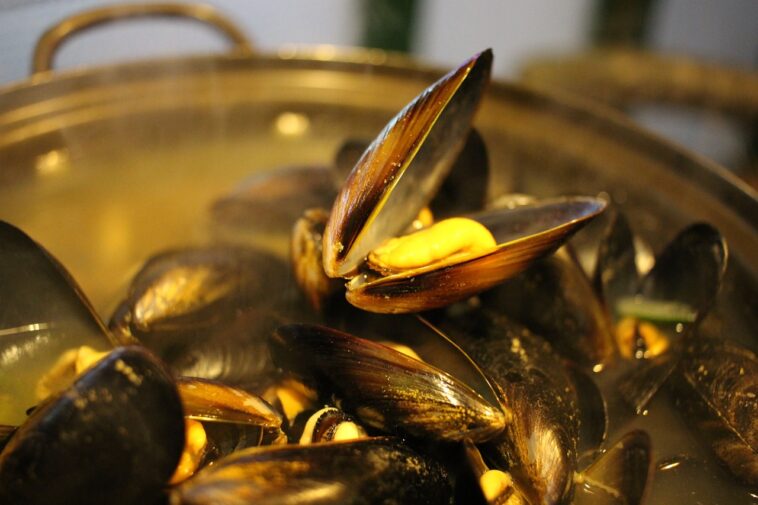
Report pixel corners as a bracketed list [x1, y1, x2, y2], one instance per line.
[0, 3, 757, 502]
[2, 3, 755, 338]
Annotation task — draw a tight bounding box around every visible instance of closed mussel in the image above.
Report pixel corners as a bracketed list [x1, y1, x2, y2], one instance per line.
[437, 311, 581, 504]
[0, 346, 185, 505]
[171, 437, 452, 505]
[109, 245, 295, 387]
[270, 322, 506, 443]
[667, 337, 758, 486]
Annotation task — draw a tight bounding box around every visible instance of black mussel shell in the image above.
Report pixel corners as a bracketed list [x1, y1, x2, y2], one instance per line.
[291, 208, 344, 311]
[437, 311, 580, 505]
[594, 216, 727, 327]
[323, 49, 493, 278]
[0, 425, 16, 453]
[431, 128, 490, 218]
[346, 197, 606, 314]
[178, 377, 282, 429]
[334, 127, 489, 219]
[574, 430, 652, 505]
[0, 346, 184, 505]
[668, 338, 758, 486]
[0, 221, 114, 426]
[210, 165, 338, 236]
[171, 437, 452, 505]
[110, 245, 291, 338]
[270, 323, 506, 443]
[592, 210, 638, 308]
[109, 245, 295, 386]
[637, 223, 727, 321]
[178, 378, 286, 471]
[482, 247, 616, 367]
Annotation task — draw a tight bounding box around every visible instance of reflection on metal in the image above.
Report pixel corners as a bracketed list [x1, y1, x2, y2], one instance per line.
[35, 149, 69, 176]
[275, 112, 310, 137]
[0, 323, 52, 338]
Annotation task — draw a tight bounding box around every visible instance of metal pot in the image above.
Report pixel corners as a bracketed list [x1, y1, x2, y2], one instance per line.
[2, 3, 755, 338]
[0, 3, 757, 502]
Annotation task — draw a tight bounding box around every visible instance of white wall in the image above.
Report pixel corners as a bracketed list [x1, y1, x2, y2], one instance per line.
[1, 0, 755, 86]
[413, 0, 595, 78]
[0, 0, 362, 84]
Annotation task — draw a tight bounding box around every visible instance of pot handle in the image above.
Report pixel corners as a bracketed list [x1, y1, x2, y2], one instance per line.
[31, 2, 254, 75]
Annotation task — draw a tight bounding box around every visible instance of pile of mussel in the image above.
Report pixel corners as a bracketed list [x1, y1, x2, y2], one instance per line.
[0, 49, 755, 505]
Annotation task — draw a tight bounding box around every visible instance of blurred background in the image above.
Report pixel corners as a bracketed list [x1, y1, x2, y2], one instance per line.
[0, 0, 756, 181]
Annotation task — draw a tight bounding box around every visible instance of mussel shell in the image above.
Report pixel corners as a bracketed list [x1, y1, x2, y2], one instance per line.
[668, 338, 758, 485]
[171, 437, 452, 505]
[437, 311, 580, 505]
[109, 246, 295, 386]
[210, 165, 338, 237]
[323, 49, 493, 278]
[110, 245, 291, 337]
[430, 127, 490, 218]
[291, 208, 344, 311]
[334, 127, 489, 220]
[178, 377, 282, 428]
[0, 346, 184, 505]
[346, 197, 606, 313]
[592, 210, 638, 308]
[594, 216, 727, 325]
[270, 323, 506, 443]
[0, 220, 114, 425]
[637, 223, 727, 321]
[482, 247, 616, 367]
[573, 430, 652, 505]
[0, 425, 15, 452]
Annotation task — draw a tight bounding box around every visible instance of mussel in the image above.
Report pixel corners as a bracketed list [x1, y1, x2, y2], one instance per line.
[210, 164, 340, 248]
[307, 49, 606, 314]
[270, 322, 506, 443]
[0, 346, 185, 505]
[594, 212, 728, 412]
[171, 437, 453, 505]
[0, 221, 116, 425]
[436, 310, 583, 504]
[667, 337, 758, 486]
[481, 246, 616, 368]
[109, 245, 298, 388]
[433, 309, 654, 504]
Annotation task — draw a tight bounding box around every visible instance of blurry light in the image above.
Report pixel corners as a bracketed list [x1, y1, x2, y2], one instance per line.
[278, 45, 298, 59]
[659, 460, 681, 472]
[275, 112, 310, 137]
[35, 149, 70, 176]
[592, 363, 604, 373]
[313, 44, 338, 61]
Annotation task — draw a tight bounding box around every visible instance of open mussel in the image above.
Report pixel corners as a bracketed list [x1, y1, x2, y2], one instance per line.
[594, 212, 728, 412]
[0, 346, 185, 505]
[270, 322, 506, 443]
[173, 377, 286, 483]
[311, 49, 605, 314]
[171, 437, 453, 505]
[334, 128, 490, 219]
[0, 221, 116, 425]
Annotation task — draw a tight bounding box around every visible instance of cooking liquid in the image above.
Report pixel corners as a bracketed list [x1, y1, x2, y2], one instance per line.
[0, 106, 755, 504]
